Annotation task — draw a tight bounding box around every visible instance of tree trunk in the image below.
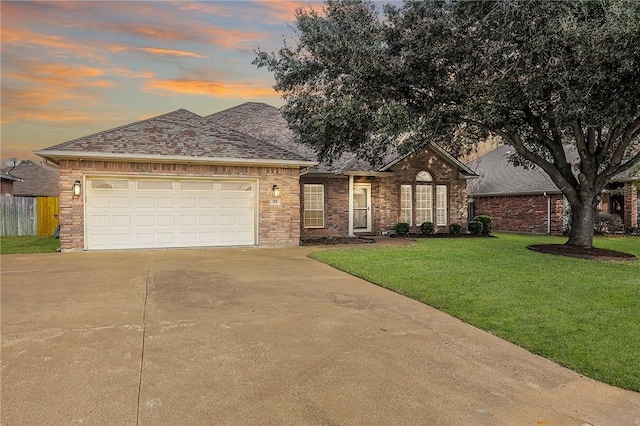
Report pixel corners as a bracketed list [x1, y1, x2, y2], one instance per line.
[566, 202, 596, 248]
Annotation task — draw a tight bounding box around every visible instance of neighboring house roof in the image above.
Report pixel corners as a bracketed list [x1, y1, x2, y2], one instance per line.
[1, 171, 22, 182]
[1, 161, 59, 196]
[35, 102, 477, 177]
[467, 145, 560, 196]
[467, 145, 640, 197]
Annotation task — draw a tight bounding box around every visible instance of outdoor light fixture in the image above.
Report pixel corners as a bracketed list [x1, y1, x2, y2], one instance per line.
[272, 184, 279, 198]
[73, 180, 82, 196]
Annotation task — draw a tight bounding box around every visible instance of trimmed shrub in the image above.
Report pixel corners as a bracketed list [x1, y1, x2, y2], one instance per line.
[394, 222, 410, 236]
[420, 221, 435, 235]
[473, 215, 493, 235]
[468, 221, 483, 235]
[594, 212, 623, 234]
[449, 223, 462, 234]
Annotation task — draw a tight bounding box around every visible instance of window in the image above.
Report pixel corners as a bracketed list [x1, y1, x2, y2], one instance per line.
[304, 184, 324, 228]
[221, 181, 252, 192]
[416, 171, 432, 182]
[399, 171, 448, 227]
[436, 185, 448, 226]
[138, 180, 172, 190]
[400, 185, 412, 224]
[91, 179, 129, 190]
[181, 181, 213, 191]
[416, 185, 433, 225]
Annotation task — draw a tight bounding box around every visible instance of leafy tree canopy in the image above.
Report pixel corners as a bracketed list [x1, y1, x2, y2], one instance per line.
[255, 0, 640, 247]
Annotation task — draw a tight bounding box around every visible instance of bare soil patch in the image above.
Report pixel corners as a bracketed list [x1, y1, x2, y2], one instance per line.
[528, 244, 637, 262]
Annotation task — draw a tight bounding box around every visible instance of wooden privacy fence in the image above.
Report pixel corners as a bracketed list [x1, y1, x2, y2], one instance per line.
[1, 196, 59, 237]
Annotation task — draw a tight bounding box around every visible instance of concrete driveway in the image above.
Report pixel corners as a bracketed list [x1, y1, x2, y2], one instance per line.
[2, 245, 639, 425]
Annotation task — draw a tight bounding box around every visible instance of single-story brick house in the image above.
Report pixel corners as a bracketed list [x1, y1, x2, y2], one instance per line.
[36, 102, 477, 251]
[467, 145, 639, 234]
[1, 160, 59, 197]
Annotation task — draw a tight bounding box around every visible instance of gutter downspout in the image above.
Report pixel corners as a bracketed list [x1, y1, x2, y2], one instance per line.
[44, 158, 60, 168]
[348, 175, 354, 237]
[544, 192, 551, 234]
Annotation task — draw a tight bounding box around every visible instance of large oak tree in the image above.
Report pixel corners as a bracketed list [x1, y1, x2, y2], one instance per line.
[255, 0, 640, 247]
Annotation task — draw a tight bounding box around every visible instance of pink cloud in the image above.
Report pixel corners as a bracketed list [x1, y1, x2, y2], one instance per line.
[137, 48, 209, 59]
[144, 79, 277, 98]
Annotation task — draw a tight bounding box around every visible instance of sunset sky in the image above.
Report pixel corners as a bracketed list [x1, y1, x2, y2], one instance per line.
[1, 0, 333, 164]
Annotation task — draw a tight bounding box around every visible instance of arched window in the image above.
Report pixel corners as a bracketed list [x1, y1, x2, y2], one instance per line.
[416, 171, 432, 182]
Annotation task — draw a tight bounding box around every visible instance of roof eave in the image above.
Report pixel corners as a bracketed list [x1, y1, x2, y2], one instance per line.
[470, 190, 563, 197]
[35, 150, 318, 168]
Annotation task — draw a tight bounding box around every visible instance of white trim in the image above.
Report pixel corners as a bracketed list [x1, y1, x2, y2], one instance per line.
[36, 150, 318, 168]
[352, 183, 372, 232]
[348, 175, 354, 236]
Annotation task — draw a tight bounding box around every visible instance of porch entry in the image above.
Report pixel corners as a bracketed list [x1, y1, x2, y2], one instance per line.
[352, 183, 371, 232]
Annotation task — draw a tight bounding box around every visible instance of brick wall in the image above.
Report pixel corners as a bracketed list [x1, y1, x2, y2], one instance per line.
[300, 148, 469, 237]
[473, 193, 565, 234]
[58, 160, 301, 251]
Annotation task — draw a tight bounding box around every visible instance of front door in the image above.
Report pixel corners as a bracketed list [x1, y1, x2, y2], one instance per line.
[352, 183, 371, 232]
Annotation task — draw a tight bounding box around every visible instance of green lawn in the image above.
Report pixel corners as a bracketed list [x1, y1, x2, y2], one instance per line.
[0, 236, 60, 254]
[310, 233, 640, 392]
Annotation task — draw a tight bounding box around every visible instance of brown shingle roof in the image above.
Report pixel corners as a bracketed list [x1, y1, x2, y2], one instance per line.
[35, 102, 476, 177]
[37, 107, 315, 165]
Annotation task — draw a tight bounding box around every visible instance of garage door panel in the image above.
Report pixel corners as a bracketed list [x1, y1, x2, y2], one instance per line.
[113, 234, 131, 245]
[90, 234, 110, 247]
[136, 233, 155, 245]
[91, 197, 110, 208]
[157, 233, 174, 244]
[157, 197, 174, 208]
[199, 215, 215, 225]
[91, 215, 110, 227]
[180, 215, 197, 226]
[137, 215, 154, 226]
[112, 197, 130, 208]
[180, 197, 197, 208]
[158, 215, 173, 226]
[138, 198, 154, 208]
[86, 178, 255, 250]
[199, 198, 215, 208]
[112, 215, 131, 227]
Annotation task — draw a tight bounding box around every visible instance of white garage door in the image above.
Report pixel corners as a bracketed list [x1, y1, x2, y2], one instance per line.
[85, 177, 256, 250]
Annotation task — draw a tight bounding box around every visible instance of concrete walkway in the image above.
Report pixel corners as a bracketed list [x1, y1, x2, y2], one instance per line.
[2, 244, 639, 425]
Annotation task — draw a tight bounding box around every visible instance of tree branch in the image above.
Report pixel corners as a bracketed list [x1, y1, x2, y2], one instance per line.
[484, 120, 580, 200]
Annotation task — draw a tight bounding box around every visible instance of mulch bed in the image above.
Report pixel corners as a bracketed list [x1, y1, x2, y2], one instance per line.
[301, 233, 490, 245]
[528, 244, 637, 262]
[398, 233, 494, 239]
[300, 236, 376, 246]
